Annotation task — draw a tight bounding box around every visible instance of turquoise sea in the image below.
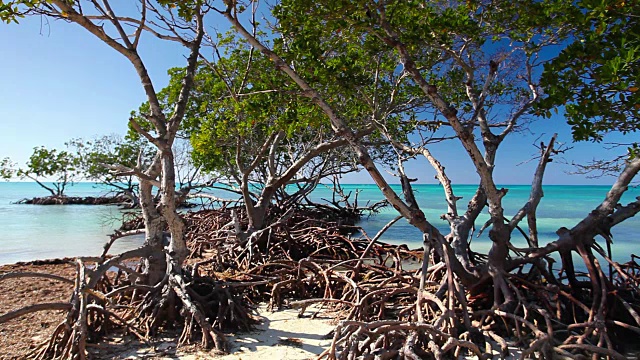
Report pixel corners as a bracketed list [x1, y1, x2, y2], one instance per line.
[1, 182, 639, 266]
[0, 182, 145, 264]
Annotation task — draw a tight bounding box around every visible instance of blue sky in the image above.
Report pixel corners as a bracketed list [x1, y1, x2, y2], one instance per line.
[0, 11, 627, 186]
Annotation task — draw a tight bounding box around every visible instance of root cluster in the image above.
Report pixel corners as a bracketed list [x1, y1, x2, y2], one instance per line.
[182, 208, 640, 359]
[2, 207, 640, 359]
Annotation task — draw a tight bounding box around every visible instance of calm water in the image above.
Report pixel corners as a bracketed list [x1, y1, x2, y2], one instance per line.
[1, 182, 639, 266]
[0, 182, 144, 264]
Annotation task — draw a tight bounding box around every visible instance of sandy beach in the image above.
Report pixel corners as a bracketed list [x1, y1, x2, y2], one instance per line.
[0, 259, 337, 360]
[105, 305, 336, 360]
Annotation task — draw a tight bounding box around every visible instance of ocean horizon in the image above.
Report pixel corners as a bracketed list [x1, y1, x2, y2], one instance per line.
[1, 181, 639, 268]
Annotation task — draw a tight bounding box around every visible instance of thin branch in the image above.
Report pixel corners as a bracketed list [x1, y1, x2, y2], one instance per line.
[0, 303, 72, 324]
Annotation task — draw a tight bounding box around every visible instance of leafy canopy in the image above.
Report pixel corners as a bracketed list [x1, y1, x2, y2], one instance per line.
[539, 0, 640, 143]
[6, 146, 81, 196]
[0, 157, 16, 180]
[68, 135, 155, 188]
[275, 0, 575, 133]
[0, 0, 42, 23]
[22, 146, 78, 179]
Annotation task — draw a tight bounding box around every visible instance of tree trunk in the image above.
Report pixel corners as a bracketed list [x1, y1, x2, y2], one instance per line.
[139, 177, 166, 285]
[160, 148, 188, 265]
[447, 188, 486, 274]
[225, 12, 479, 287]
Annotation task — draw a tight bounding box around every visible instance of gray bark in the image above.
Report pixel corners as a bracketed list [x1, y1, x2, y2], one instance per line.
[224, 9, 478, 286]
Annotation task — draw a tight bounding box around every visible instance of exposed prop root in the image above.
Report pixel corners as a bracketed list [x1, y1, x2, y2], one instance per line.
[170, 273, 227, 352]
[2, 244, 257, 358]
[3, 207, 640, 359]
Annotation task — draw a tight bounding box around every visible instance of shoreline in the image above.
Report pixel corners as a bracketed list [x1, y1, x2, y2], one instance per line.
[0, 258, 336, 360]
[3, 255, 640, 359]
[2, 200, 640, 359]
[0, 258, 518, 360]
[2, 183, 640, 268]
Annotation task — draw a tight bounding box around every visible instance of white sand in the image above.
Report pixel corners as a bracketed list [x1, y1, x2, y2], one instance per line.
[114, 304, 335, 359]
[104, 305, 526, 360]
[209, 305, 335, 360]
